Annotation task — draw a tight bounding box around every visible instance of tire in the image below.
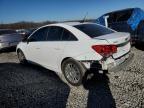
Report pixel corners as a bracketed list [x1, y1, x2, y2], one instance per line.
[17, 50, 27, 64]
[61, 58, 86, 86]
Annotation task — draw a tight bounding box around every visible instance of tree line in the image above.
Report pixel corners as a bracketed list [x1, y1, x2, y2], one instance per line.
[0, 21, 57, 30]
[0, 19, 94, 30]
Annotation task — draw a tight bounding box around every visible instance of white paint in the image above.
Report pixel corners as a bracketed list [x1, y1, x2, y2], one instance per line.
[17, 23, 131, 73]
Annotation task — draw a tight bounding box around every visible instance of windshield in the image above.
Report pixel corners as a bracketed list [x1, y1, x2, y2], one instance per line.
[74, 24, 115, 38]
[0, 30, 16, 36]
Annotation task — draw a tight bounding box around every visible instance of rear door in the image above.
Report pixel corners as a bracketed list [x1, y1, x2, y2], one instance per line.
[42, 26, 78, 71]
[41, 26, 65, 71]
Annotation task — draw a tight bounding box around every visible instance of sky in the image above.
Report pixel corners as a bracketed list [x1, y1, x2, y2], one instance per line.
[0, 0, 144, 24]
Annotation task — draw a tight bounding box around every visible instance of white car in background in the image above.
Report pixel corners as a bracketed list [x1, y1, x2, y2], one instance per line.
[16, 22, 133, 86]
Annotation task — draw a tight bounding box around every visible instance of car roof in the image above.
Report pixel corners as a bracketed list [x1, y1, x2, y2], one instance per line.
[48, 22, 103, 27]
[36, 22, 96, 30]
[61, 22, 81, 26]
[34, 22, 115, 34]
[29, 22, 116, 41]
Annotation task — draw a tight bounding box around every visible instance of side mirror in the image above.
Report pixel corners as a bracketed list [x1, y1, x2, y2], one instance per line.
[22, 37, 28, 42]
[27, 38, 30, 44]
[26, 37, 35, 44]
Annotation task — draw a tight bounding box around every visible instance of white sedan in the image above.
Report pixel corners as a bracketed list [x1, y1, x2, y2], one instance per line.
[17, 22, 132, 86]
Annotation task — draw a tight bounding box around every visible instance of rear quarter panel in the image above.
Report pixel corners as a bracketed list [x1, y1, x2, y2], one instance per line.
[61, 39, 109, 62]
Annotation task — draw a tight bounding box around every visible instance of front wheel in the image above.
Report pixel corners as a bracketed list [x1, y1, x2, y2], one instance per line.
[17, 50, 27, 64]
[61, 58, 86, 86]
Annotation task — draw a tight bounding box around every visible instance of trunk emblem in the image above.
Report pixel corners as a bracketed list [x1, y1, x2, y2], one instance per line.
[125, 38, 129, 41]
[113, 41, 118, 43]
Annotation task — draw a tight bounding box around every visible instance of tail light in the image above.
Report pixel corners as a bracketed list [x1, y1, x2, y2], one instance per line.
[92, 45, 117, 57]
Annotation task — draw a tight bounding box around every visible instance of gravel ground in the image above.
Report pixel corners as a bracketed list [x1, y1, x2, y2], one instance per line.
[0, 47, 144, 108]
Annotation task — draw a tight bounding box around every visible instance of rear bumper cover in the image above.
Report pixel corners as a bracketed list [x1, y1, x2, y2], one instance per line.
[81, 52, 134, 72]
[108, 52, 134, 72]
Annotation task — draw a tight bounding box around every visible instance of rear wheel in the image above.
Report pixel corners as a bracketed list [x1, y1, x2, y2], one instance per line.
[62, 58, 86, 86]
[17, 50, 27, 64]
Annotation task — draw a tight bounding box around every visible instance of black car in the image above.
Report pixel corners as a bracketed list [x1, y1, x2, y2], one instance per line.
[95, 8, 144, 44]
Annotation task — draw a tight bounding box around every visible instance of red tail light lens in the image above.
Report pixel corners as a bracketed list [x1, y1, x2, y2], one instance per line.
[92, 45, 117, 57]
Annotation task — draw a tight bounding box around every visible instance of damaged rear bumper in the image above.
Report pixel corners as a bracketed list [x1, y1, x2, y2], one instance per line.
[108, 52, 134, 72]
[80, 52, 134, 72]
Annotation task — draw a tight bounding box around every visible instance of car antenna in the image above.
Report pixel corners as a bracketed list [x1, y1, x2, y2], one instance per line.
[81, 12, 88, 23]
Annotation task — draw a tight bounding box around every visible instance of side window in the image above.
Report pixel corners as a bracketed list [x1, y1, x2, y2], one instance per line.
[47, 26, 63, 41]
[61, 29, 78, 41]
[29, 27, 48, 42]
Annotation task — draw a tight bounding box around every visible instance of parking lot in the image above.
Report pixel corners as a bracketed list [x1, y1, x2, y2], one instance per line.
[0, 46, 144, 108]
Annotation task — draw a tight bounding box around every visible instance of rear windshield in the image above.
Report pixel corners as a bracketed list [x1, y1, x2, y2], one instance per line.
[74, 24, 114, 38]
[0, 30, 16, 35]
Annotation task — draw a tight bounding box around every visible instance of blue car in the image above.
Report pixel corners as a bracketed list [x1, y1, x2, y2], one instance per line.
[95, 8, 144, 44]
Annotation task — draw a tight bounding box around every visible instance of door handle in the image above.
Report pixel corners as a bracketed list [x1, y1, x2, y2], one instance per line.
[36, 48, 40, 49]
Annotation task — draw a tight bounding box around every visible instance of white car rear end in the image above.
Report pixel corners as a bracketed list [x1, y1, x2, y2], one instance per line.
[73, 23, 132, 71]
[92, 32, 131, 70]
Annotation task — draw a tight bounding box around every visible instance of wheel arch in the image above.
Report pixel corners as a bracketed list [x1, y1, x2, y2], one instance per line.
[61, 57, 72, 68]
[16, 48, 27, 60]
[16, 48, 21, 54]
[16, 48, 24, 54]
[61, 57, 86, 71]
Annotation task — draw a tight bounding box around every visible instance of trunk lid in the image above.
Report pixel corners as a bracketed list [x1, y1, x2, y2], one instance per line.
[94, 32, 130, 45]
[93, 32, 131, 59]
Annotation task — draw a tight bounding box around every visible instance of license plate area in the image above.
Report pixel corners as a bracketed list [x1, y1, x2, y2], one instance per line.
[113, 42, 130, 59]
[115, 53, 129, 65]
